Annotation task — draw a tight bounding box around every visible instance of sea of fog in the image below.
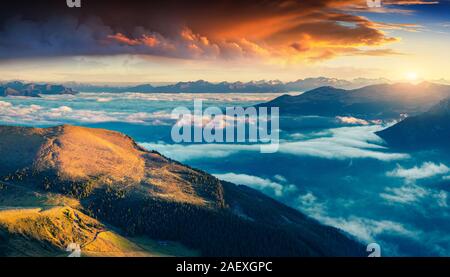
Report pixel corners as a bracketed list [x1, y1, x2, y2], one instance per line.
[1, 92, 450, 256]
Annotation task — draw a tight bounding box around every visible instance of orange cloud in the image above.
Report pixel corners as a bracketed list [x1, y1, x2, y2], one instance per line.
[0, 0, 439, 63]
[107, 33, 141, 46]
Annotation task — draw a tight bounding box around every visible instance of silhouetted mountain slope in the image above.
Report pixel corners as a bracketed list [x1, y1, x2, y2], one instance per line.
[259, 82, 450, 120]
[0, 125, 363, 257]
[377, 98, 450, 150]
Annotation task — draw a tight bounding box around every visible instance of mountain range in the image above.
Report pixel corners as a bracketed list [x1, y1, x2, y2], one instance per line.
[259, 82, 450, 120]
[0, 125, 363, 257]
[0, 81, 77, 97]
[66, 77, 390, 93]
[377, 97, 450, 150]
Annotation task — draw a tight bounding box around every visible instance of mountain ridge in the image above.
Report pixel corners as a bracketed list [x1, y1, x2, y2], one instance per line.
[258, 82, 450, 120]
[376, 97, 450, 150]
[0, 124, 364, 256]
[65, 77, 391, 93]
[0, 81, 77, 97]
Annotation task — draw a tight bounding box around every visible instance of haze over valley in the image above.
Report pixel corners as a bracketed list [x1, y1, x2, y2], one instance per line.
[1, 80, 450, 256]
[1, 0, 450, 257]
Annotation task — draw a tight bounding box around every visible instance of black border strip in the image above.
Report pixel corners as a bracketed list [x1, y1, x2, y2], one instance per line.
[1, 258, 450, 275]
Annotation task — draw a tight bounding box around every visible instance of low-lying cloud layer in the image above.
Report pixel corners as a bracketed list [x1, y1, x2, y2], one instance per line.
[382, 161, 449, 207]
[0, 100, 172, 125]
[387, 162, 450, 181]
[143, 125, 408, 162]
[296, 189, 450, 256]
[214, 173, 297, 197]
[0, 92, 280, 126]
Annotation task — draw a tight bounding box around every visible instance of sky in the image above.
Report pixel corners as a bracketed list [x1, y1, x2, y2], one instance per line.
[0, 0, 449, 83]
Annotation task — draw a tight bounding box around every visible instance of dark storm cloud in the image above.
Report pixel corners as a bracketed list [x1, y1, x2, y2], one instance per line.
[0, 0, 439, 61]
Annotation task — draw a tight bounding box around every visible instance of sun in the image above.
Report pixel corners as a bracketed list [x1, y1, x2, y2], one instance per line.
[405, 72, 419, 82]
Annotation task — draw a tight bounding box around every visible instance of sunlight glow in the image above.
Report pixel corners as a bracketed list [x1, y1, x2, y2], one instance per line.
[405, 72, 419, 83]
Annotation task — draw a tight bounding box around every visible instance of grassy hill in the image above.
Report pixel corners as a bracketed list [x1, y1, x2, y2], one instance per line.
[0, 182, 197, 257]
[0, 125, 364, 257]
